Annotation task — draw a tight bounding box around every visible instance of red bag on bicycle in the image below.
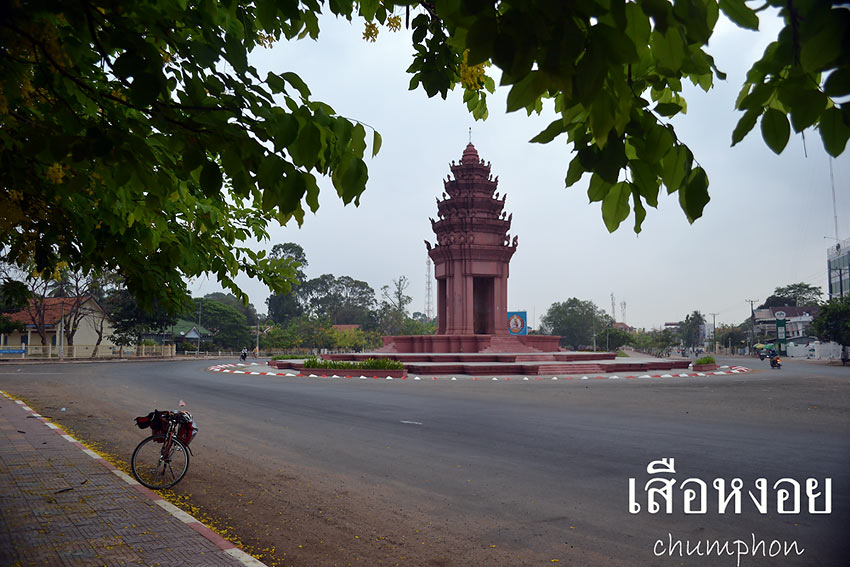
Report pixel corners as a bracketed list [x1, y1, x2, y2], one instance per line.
[175, 411, 198, 446]
[135, 410, 169, 442]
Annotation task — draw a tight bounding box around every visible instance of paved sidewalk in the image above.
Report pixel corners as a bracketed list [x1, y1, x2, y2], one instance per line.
[0, 391, 266, 567]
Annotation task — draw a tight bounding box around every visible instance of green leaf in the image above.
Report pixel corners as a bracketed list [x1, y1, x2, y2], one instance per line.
[574, 36, 606, 104]
[269, 113, 299, 151]
[629, 160, 659, 207]
[304, 174, 320, 213]
[590, 93, 617, 147]
[661, 145, 691, 192]
[654, 102, 683, 117]
[359, 0, 380, 19]
[281, 72, 311, 99]
[800, 19, 844, 73]
[738, 83, 773, 111]
[266, 72, 286, 94]
[651, 28, 685, 73]
[718, 0, 759, 31]
[258, 156, 286, 192]
[731, 108, 761, 146]
[112, 51, 145, 80]
[760, 109, 790, 154]
[372, 130, 382, 158]
[819, 107, 850, 157]
[183, 145, 205, 172]
[340, 156, 368, 205]
[824, 68, 850, 97]
[565, 156, 585, 187]
[505, 72, 548, 113]
[129, 73, 161, 107]
[200, 161, 222, 196]
[679, 167, 710, 223]
[289, 120, 322, 168]
[595, 24, 638, 64]
[625, 2, 651, 46]
[638, 123, 673, 163]
[587, 173, 612, 203]
[640, 0, 672, 33]
[787, 89, 827, 133]
[632, 189, 647, 233]
[674, 0, 713, 44]
[530, 119, 567, 144]
[601, 182, 631, 232]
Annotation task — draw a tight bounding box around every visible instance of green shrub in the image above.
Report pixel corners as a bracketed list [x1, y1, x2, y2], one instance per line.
[615, 350, 629, 357]
[694, 355, 715, 365]
[271, 354, 310, 360]
[301, 357, 404, 370]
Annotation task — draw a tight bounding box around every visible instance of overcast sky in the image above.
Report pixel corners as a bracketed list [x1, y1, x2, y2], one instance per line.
[191, 11, 849, 331]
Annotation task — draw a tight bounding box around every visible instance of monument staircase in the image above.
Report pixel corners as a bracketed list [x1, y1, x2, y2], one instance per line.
[480, 336, 543, 354]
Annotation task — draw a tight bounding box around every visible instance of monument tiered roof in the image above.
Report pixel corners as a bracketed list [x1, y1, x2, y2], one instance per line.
[427, 143, 515, 254]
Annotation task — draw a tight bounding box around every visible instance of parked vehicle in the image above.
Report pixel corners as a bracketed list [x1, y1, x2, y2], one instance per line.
[132, 409, 198, 489]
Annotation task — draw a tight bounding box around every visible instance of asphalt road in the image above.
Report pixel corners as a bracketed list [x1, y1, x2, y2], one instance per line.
[1, 356, 848, 566]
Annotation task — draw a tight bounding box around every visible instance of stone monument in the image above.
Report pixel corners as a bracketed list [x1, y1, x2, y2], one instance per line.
[380, 143, 559, 353]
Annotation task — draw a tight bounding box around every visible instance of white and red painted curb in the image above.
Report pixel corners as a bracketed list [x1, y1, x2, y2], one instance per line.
[209, 363, 751, 382]
[0, 390, 268, 567]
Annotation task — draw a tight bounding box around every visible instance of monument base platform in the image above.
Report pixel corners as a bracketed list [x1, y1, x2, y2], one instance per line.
[374, 334, 561, 354]
[316, 335, 692, 376]
[316, 349, 690, 376]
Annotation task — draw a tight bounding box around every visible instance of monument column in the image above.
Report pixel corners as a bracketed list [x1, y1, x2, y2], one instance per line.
[426, 143, 517, 338]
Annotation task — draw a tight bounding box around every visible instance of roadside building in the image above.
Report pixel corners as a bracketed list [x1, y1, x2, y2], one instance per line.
[1, 297, 117, 357]
[753, 306, 819, 341]
[142, 319, 213, 346]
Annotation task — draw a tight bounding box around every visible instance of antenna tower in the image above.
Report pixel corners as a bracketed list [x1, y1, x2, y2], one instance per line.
[610, 293, 616, 321]
[425, 256, 433, 320]
[620, 301, 627, 324]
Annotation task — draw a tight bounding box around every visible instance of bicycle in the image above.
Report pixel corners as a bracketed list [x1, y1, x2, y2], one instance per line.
[132, 410, 197, 489]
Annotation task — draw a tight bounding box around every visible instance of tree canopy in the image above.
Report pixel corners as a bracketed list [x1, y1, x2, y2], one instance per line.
[759, 282, 823, 308]
[2, 0, 847, 311]
[811, 296, 850, 346]
[539, 298, 613, 350]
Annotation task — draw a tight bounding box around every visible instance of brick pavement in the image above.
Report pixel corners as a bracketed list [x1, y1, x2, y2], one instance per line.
[0, 391, 266, 567]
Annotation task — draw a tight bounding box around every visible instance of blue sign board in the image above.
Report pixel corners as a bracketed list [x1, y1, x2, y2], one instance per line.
[0, 349, 26, 354]
[507, 311, 527, 335]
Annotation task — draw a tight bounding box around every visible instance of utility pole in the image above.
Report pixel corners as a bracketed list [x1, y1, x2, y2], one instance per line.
[708, 312, 718, 353]
[745, 299, 759, 354]
[592, 310, 597, 352]
[425, 256, 433, 320]
[196, 300, 202, 356]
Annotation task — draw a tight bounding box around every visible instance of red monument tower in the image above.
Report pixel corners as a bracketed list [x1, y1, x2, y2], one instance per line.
[380, 143, 559, 353]
[427, 143, 515, 335]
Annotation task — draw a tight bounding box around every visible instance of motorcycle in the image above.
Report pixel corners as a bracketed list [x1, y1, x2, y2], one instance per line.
[770, 356, 782, 369]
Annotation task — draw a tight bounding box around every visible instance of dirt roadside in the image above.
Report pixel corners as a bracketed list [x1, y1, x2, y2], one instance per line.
[1, 374, 574, 567]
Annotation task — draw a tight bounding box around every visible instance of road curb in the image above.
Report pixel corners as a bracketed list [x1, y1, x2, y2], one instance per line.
[0, 390, 269, 567]
[208, 362, 752, 381]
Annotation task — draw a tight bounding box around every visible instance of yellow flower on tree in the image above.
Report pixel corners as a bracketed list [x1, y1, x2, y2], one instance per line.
[459, 49, 490, 91]
[45, 163, 65, 184]
[362, 22, 378, 42]
[387, 15, 402, 32]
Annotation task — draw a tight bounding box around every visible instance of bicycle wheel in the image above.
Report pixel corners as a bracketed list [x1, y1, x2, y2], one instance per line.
[131, 435, 190, 489]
